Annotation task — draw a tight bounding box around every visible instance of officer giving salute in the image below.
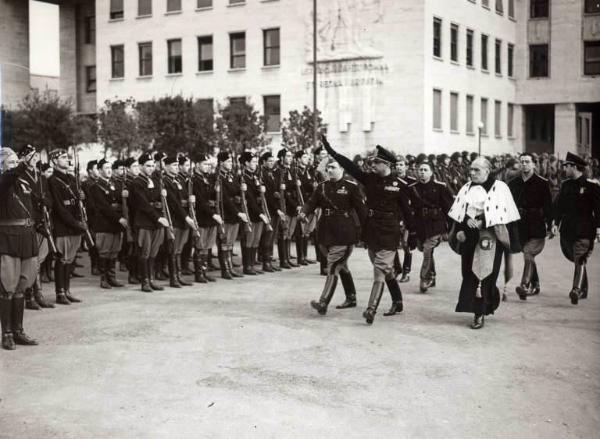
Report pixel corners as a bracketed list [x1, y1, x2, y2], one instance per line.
[321, 136, 414, 325]
[553, 152, 600, 305]
[300, 158, 366, 315]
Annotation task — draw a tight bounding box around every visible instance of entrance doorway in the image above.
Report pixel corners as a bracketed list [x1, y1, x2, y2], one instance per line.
[524, 104, 554, 154]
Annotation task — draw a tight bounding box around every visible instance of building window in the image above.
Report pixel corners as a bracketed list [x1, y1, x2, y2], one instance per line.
[529, 44, 549, 77]
[481, 34, 488, 70]
[167, 39, 182, 74]
[496, 0, 503, 14]
[481, 98, 488, 135]
[530, 0, 549, 18]
[466, 95, 474, 134]
[138, 0, 152, 16]
[508, 0, 515, 18]
[495, 39, 502, 75]
[466, 29, 474, 67]
[433, 18, 442, 58]
[230, 32, 246, 69]
[507, 103, 514, 138]
[86, 66, 96, 92]
[482, 0, 489, 8]
[450, 92, 459, 132]
[508, 44, 514, 77]
[584, 41, 600, 75]
[494, 100, 502, 137]
[167, 0, 182, 12]
[229, 0, 246, 5]
[585, 1, 600, 13]
[198, 36, 213, 71]
[263, 28, 280, 66]
[433, 89, 442, 130]
[110, 0, 124, 20]
[450, 24, 459, 63]
[264, 95, 281, 132]
[111, 45, 124, 78]
[138, 42, 153, 76]
[198, 0, 213, 8]
[84, 16, 95, 44]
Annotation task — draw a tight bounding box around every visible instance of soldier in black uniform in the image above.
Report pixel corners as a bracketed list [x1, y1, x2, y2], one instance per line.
[89, 159, 128, 290]
[509, 153, 553, 300]
[239, 152, 269, 275]
[216, 152, 249, 279]
[294, 150, 317, 266]
[322, 136, 414, 324]
[82, 160, 100, 276]
[164, 155, 196, 287]
[553, 152, 600, 305]
[258, 152, 284, 272]
[0, 147, 39, 350]
[393, 156, 416, 283]
[191, 153, 220, 283]
[129, 153, 170, 292]
[275, 149, 300, 269]
[121, 157, 140, 284]
[407, 162, 454, 293]
[300, 158, 366, 314]
[48, 149, 86, 305]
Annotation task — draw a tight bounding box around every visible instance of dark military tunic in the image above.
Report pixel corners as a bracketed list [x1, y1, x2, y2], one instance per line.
[302, 178, 366, 247]
[241, 170, 265, 223]
[275, 165, 299, 217]
[193, 171, 218, 228]
[508, 173, 553, 244]
[261, 166, 280, 217]
[218, 170, 242, 224]
[129, 174, 163, 231]
[48, 169, 84, 237]
[89, 177, 123, 234]
[408, 179, 454, 241]
[164, 174, 189, 230]
[297, 165, 316, 205]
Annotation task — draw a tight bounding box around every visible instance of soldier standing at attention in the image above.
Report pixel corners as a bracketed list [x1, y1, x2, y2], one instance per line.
[0, 147, 39, 350]
[553, 152, 600, 305]
[275, 149, 300, 269]
[393, 156, 416, 283]
[300, 158, 366, 315]
[258, 152, 284, 272]
[321, 136, 414, 325]
[83, 160, 100, 276]
[509, 153, 554, 300]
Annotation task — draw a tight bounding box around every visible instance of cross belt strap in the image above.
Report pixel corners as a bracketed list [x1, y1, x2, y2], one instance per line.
[0, 218, 34, 227]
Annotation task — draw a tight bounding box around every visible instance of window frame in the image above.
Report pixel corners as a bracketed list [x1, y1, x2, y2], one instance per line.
[110, 0, 124, 20]
[433, 88, 442, 131]
[507, 43, 514, 78]
[480, 98, 488, 136]
[138, 0, 152, 16]
[466, 29, 474, 67]
[584, 40, 600, 76]
[529, 44, 549, 78]
[466, 94, 474, 135]
[507, 103, 515, 138]
[85, 65, 96, 93]
[197, 0, 213, 8]
[110, 44, 125, 78]
[450, 91, 459, 133]
[494, 100, 502, 138]
[229, 32, 246, 69]
[530, 0, 549, 19]
[481, 34, 489, 71]
[84, 16, 95, 44]
[495, 39, 502, 75]
[197, 35, 214, 72]
[138, 41, 153, 77]
[263, 95, 281, 133]
[450, 23, 459, 63]
[166, 0, 182, 13]
[167, 38, 183, 74]
[263, 28, 280, 67]
[433, 17, 442, 59]
[496, 0, 504, 15]
[585, 0, 600, 14]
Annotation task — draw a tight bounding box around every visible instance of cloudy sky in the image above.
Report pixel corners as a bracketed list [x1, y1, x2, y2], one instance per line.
[29, 0, 60, 76]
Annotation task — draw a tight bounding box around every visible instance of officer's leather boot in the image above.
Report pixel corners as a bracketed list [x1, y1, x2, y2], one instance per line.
[304, 237, 316, 264]
[262, 247, 275, 273]
[207, 249, 219, 271]
[228, 250, 244, 278]
[176, 256, 192, 286]
[90, 248, 100, 276]
[470, 314, 485, 329]
[33, 276, 53, 308]
[47, 258, 55, 282]
[530, 263, 541, 296]
[570, 263, 585, 305]
[148, 258, 164, 291]
[180, 242, 193, 275]
[269, 246, 281, 271]
[108, 259, 124, 287]
[296, 237, 307, 265]
[384, 277, 404, 316]
[168, 255, 182, 288]
[194, 253, 208, 283]
[64, 264, 82, 303]
[40, 258, 51, 283]
[311, 275, 338, 315]
[139, 258, 153, 293]
[12, 296, 38, 346]
[581, 266, 588, 299]
[516, 260, 532, 300]
[363, 281, 385, 325]
[336, 271, 357, 309]
[242, 247, 257, 275]
[319, 258, 327, 276]
[252, 248, 264, 274]
[286, 239, 298, 267]
[25, 287, 41, 310]
[393, 251, 402, 278]
[218, 248, 233, 280]
[0, 297, 15, 350]
[100, 258, 112, 289]
[278, 240, 291, 269]
[54, 261, 70, 305]
[399, 252, 412, 283]
[128, 254, 140, 285]
[201, 253, 216, 282]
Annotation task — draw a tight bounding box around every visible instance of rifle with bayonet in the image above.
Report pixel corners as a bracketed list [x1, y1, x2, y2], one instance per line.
[73, 148, 95, 249]
[257, 165, 273, 232]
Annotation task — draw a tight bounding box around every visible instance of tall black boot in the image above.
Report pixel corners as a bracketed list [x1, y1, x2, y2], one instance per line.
[581, 266, 588, 299]
[180, 240, 193, 275]
[336, 271, 357, 309]
[90, 248, 100, 276]
[384, 277, 404, 316]
[516, 259, 532, 300]
[139, 257, 153, 293]
[128, 251, 140, 285]
[64, 263, 82, 303]
[393, 251, 402, 278]
[228, 250, 244, 278]
[201, 253, 216, 282]
[54, 261, 70, 305]
[11, 297, 38, 346]
[296, 237, 307, 265]
[100, 258, 112, 289]
[168, 255, 182, 288]
[148, 257, 164, 291]
[286, 239, 298, 267]
[208, 248, 219, 271]
[176, 255, 192, 286]
[531, 262, 541, 295]
[242, 247, 257, 275]
[25, 287, 41, 310]
[304, 237, 316, 264]
[278, 239, 291, 269]
[262, 246, 275, 273]
[33, 276, 54, 308]
[363, 281, 385, 325]
[108, 259, 124, 287]
[400, 251, 412, 283]
[40, 258, 51, 283]
[311, 275, 338, 315]
[47, 258, 54, 282]
[194, 252, 208, 283]
[219, 248, 233, 280]
[1, 297, 15, 350]
[570, 263, 585, 305]
[252, 248, 264, 274]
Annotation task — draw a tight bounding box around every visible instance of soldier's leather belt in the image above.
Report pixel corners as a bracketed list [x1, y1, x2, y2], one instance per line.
[422, 208, 441, 216]
[368, 209, 396, 218]
[0, 218, 34, 227]
[152, 202, 163, 209]
[323, 209, 349, 217]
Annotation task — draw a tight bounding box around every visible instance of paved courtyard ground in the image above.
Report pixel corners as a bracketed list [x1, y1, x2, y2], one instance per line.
[1, 238, 599, 438]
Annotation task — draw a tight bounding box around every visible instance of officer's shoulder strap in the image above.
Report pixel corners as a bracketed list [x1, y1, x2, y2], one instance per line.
[587, 178, 600, 186]
[397, 177, 408, 185]
[433, 180, 446, 186]
[535, 173, 548, 182]
[343, 178, 357, 185]
[408, 182, 417, 188]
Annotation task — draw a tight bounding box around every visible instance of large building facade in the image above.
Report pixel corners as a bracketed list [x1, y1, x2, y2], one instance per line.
[2, 0, 599, 157]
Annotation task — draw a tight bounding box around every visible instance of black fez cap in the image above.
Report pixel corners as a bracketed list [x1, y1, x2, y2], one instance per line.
[97, 158, 110, 169]
[239, 151, 255, 164]
[40, 163, 51, 172]
[277, 148, 289, 160]
[154, 151, 166, 161]
[260, 152, 272, 162]
[438, 153, 448, 161]
[164, 155, 178, 165]
[193, 153, 209, 163]
[111, 159, 122, 169]
[374, 145, 397, 164]
[314, 146, 324, 155]
[178, 155, 190, 166]
[217, 152, 231, 163]
[17, 144, 36, 158]
[49, 148, 68, 161]
[86, 160, 98, 171]
[124, 157, 138, 168]
[450, 152, 461, 161]
[564, 152, 587, 167]
[294, 150, 307, 160]
[138, 153, 154, 165]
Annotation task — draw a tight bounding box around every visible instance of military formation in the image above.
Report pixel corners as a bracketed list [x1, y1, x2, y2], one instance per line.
[1, 140, 599, 350]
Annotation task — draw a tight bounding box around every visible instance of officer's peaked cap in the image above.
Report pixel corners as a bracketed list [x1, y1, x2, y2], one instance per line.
[564, 152, 587, 168]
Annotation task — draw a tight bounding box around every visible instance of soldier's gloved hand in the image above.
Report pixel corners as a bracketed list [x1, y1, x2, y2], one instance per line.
[122, 190, 129, 198]
[118, 218, 128, 228]
[238, 212, 249, 223]
[241, 183, 248, 191]
[212, 214, 223, 225]
[158, 217, 169, 228]
[259, 185, 266, 193]
[277, 210, 286, 220]
[79, 190, 85, 200]
[185, 216, 196, 229]
[259, 213, 269, 224]
[161, 189, 167, 197]
[76, 221, 88, 232]
[189, 195, 196, 204]
[296, 180, 302, 187]
[298, 212, 306, 222]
